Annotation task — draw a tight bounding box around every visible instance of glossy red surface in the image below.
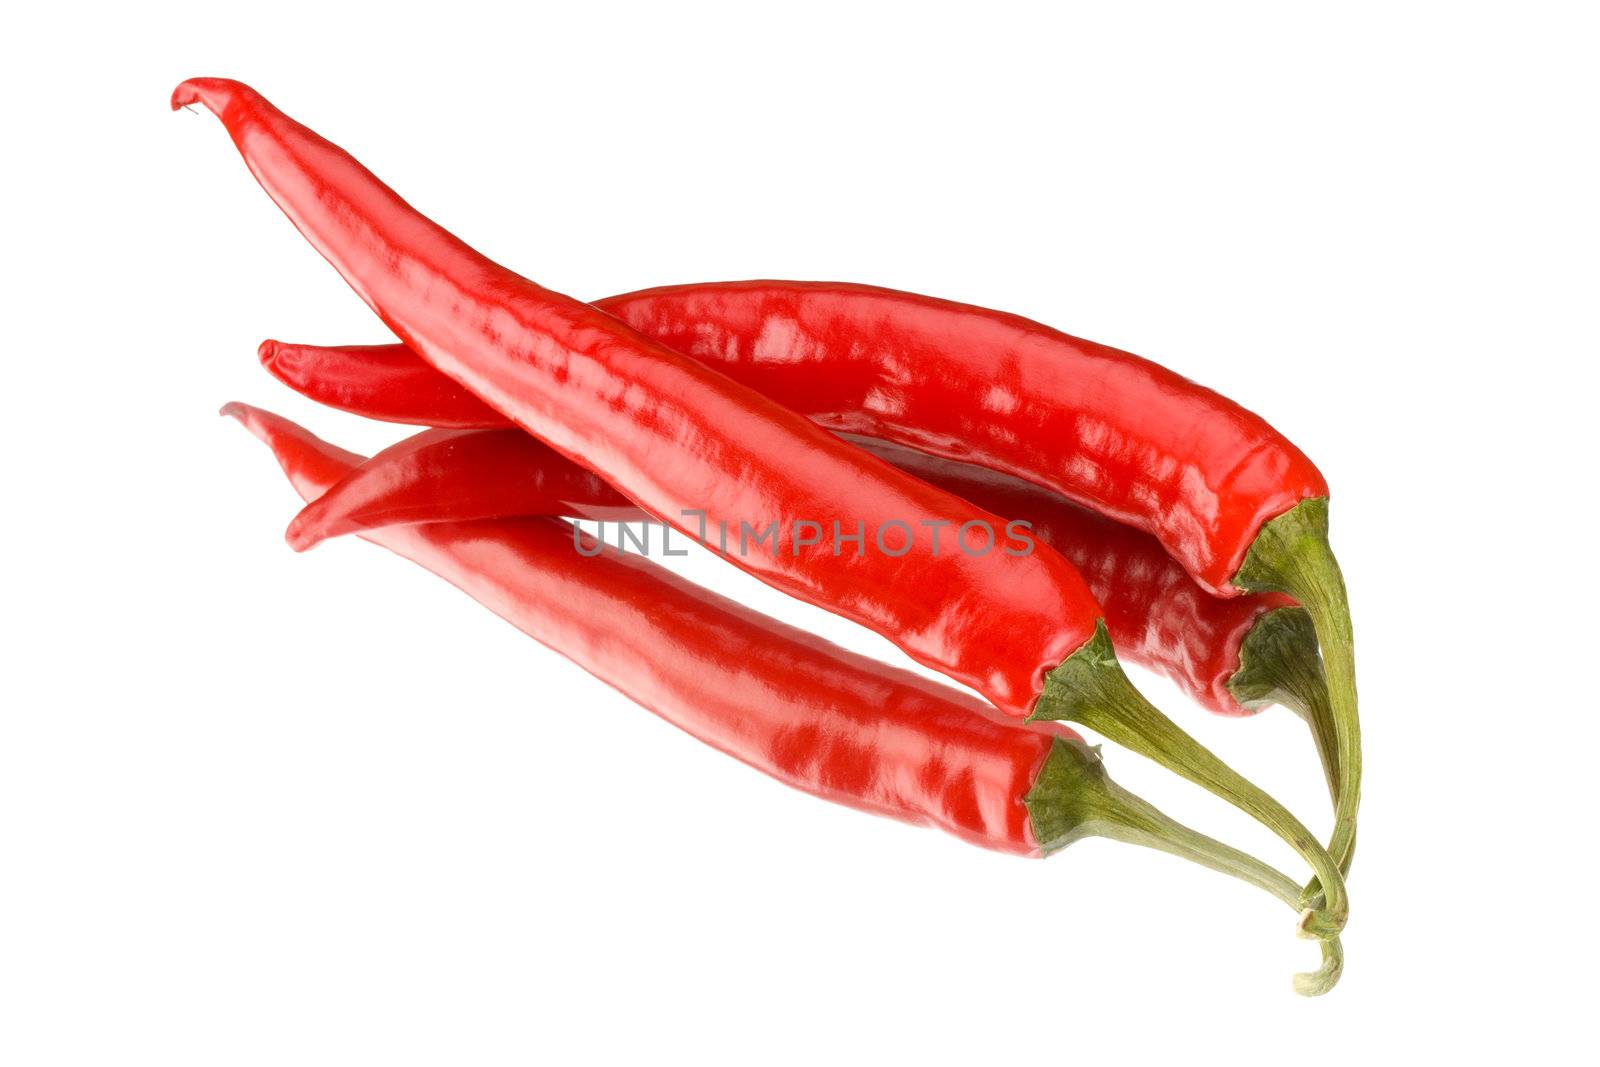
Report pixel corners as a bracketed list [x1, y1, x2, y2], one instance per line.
[259, 274, 1328, 596]
[856, 440, 1297, 715]
[285, 427, 640, 550]
[225, 403, 1059, 855]
[179, 79, 1100, 718]
[287, 417, 1287, 715]
[258, 341, 501, 428]
[260, 340, 511, 428]
[600, 282, 1329, 594]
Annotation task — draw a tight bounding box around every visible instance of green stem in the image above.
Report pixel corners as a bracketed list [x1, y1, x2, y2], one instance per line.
[1228, 607, 1340, 804]
[1233, 498, 1361, 903]
[1033, 621, 1348, 938]
[1227, 607, 1355, 899]
[1026, 738, 1342, 996]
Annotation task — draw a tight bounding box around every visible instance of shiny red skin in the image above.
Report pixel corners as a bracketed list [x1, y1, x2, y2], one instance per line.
[285, 427, 641, 549]
[259, 342, 504, 428]
[862, 440, 1298, 715]
[179, 78, 1100, 719]
[287, 417, 1289, 716]
[601, 283, 1329, 595]
[259, 277, 1327, 596]
[227, 403, 1061, 856]
[259, 339, 514, 429]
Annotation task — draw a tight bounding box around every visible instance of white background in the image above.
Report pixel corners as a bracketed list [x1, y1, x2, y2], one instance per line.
[4, 2, 1596, 1062]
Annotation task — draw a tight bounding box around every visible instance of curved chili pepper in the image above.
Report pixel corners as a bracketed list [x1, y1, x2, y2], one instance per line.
[223, 402, 1342, 994]
[177, 78, 1347, 932]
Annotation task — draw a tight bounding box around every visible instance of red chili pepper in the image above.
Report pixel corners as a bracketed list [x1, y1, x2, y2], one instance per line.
[223, 401, 1342, 995]
[262, 277, 1361, 901]
[281, 420, 1341, 808]
[177, 77, 1348, 933]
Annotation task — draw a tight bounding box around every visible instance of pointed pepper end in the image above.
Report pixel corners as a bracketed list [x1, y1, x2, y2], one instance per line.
[171, 77, 249, 114]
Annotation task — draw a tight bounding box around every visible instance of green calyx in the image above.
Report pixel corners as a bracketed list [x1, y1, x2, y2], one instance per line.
[1228, 606, 1339, 802]
[1025, 736, 1130, 856]
[1032, 621, 1348, 938]
[1233, 497, 1361, 905]
[1025, 737, 1343, 995]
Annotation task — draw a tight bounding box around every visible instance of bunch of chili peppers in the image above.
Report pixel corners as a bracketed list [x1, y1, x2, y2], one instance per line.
[180, 78, 1360, 995]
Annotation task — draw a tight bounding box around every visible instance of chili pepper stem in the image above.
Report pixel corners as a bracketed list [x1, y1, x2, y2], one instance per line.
[1031, 621, 1348, 938]
[1227, 607, 1340, 804]
[1227, 606, 1357, 899]
[1232, 497, 1360, 904]
[1026, 738, 1342, 995]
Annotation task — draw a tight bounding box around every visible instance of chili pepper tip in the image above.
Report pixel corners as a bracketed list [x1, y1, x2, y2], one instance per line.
[219, 402, 271, 444]
[171, 77, 245, 114]
[284, 512, 320, 553]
